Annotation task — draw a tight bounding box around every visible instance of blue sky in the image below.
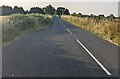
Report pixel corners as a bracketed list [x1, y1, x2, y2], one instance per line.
[0, 0, 119, 16]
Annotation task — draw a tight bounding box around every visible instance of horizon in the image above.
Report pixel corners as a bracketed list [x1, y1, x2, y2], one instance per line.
[0, 2, 118, 16]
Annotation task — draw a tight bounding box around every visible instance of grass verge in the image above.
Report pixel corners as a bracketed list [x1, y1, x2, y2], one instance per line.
[62, 15, 120, 46]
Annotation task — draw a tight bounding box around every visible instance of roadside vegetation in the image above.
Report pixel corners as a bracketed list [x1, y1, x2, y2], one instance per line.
[2, 14, 52, 46]
[0, 16, 2, 47]
[62, 14, 120, 46]
[0, 5, 70, 46]
[1, 4, 119, 46]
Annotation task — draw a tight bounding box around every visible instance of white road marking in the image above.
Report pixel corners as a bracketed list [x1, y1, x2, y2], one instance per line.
[66, 28, 72, 35]
[59, 19, 66, 27]
[12, 74, 14, 77]
[76, 39, 112, 76]
[60, 18, 111, 76]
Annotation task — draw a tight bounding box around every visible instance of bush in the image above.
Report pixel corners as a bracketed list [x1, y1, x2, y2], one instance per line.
[2, 14, 52, 46]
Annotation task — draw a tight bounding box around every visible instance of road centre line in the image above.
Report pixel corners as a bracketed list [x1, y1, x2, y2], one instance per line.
[59, 19, 72, 35]
[66, 28, 72, 35]
[76, 39, 111, 76]
[59, 19, 66, 27]
[60, 19, 112, 76]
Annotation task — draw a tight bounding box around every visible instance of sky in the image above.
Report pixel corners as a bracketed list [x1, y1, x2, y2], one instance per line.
[0, 0, 119, 16]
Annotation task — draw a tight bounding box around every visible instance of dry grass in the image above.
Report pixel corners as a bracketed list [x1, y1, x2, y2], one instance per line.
[0, 16, 9, 21]
[0, 16, 3, 47]
[62, 15, 120, 46]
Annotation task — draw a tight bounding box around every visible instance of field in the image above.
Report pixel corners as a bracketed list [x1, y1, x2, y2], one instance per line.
[62, 15, 120, 46]
[1, 14, 52, 46]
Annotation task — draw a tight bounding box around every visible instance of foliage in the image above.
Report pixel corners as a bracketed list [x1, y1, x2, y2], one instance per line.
[13, 6, 25, 14]
[2, 14, 52, 46]
[43, 4, 55, 15]
[29, 7, 44, 14]
[0, 5, 71, 16]
[56, 7, 70, 15]
[0, 5, 14, 15]
[62, 15, 120, 46]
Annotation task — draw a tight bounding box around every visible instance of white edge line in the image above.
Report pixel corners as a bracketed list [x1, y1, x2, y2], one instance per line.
[76, 39, 112, 76]
[66, 28, 72, 35]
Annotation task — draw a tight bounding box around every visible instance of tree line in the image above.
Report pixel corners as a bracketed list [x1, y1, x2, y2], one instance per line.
[71, 12, 117, 19]
[0, 4, 70, 16]
[0, 4, 117, 19]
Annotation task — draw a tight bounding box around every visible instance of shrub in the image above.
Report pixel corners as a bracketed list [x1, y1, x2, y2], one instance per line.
[2, 14, 52, 46]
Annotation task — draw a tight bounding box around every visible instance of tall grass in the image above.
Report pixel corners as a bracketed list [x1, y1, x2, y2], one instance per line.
[62, 15, 120, 46]
[2, 14, 52, 46]
[0, 16, 2, 47]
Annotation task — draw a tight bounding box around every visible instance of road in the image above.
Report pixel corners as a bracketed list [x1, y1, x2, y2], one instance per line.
[2, 16, 119, 77]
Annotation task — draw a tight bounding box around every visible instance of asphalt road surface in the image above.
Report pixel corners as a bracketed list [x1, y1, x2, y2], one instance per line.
[2, 16, 119, 77]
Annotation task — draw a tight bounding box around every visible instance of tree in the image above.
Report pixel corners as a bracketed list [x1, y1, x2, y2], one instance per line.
[56, 7, 70, 15]
[29, 7, 44, 14]
[44, 4, 55, 15]
[98, 14, 105, 17]
[64, 9, 70, 15]
[13, 6, 25, 14]
[0, 5, 14, 15]
[109, 14, 115, 18]
[78, 13, 82, 17]
[81, 14, 89, 18]
[98, 14, 105, 19]
[107, 14, 115, 21]
[56, 7, 65, 15]
[25, 10, 29, 14]
[72, 12, 77, 16]
[90, 14, 94, 18]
